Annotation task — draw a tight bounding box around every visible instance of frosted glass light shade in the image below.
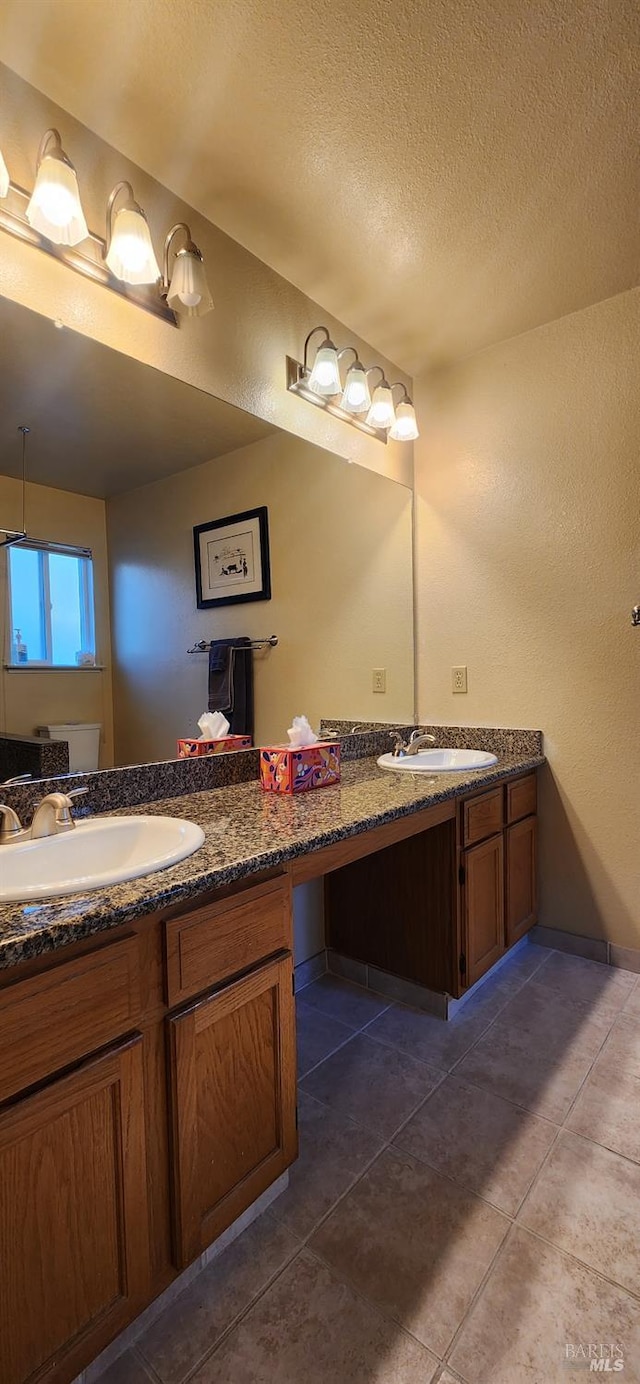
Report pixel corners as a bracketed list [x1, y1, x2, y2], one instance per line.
[389, 399, 419, 441]
[26, 155, 88, 246]
[341, 362, 371, 414]
[0, 147, 9, 199]
[106, 205, 160, 285]
[167, 248, 213, 316]
[308, 342, 341, 395]
[366, 382, 396, 430]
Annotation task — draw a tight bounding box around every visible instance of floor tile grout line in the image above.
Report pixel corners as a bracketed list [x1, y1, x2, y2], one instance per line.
[441, 1219, 523, 1371]
[304, 1238, 446, 1366]
[297, 1026, 362, 1082]
[277, 1069, 452, 1248]
[148, 1240, 306, 1384]
[129, 1344, 164, 1384]
[502, 1217, 640, 1304]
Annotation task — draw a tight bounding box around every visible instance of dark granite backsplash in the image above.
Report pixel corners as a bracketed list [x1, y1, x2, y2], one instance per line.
[0, 732, 69, 783]
[0, 720, 542, 824]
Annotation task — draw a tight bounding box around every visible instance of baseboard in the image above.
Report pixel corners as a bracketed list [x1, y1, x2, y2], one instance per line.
[531, 925, 640, 973]
[294, 949, 327, 992]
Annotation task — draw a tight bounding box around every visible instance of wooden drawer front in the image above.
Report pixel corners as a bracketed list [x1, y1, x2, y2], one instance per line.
[506, 773, 537, 824]
[168, 953, 297, 1268]
[0, 935, 141, 1105]
[165, 875, 292, 1007]
[463, 788, 504, 846]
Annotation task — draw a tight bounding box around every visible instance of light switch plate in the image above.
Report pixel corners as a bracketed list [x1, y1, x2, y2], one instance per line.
[372, 668, 387, 694]
[452, 666, 468, 694]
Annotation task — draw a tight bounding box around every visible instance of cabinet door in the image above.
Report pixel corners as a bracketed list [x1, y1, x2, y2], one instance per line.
[506, 816, 538, 945]
[0, 1035, 149, 1384]
[463, 835, 505, 988]
[168, 954, 297, 1269]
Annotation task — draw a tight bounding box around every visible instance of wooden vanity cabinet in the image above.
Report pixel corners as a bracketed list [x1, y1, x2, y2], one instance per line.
[0, 869, 297, 1384]
[0, 1036, 150, 1384]
[460, 772, 538, 988]
[326, 770, 538, 1001]
[168, 952, 297, 1268]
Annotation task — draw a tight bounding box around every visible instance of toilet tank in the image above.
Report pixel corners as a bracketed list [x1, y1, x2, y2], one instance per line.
[38, 723, 101, 774]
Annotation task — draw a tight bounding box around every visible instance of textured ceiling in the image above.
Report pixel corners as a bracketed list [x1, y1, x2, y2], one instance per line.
[0, 0, 637, 374]
[0, 297, 274, 498]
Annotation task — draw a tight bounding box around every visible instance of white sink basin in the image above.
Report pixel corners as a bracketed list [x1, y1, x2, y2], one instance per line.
[377, 748, 498, 774]
[0, 815, 205, 902]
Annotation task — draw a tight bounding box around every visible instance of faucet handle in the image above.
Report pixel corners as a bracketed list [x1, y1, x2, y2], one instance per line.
[389, 731, 407, 758]
[0, 804, 26, 842]
[67, 787, 89, 799]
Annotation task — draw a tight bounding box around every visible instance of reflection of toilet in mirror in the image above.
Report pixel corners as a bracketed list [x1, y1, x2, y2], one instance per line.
[38, 723, 101, 774]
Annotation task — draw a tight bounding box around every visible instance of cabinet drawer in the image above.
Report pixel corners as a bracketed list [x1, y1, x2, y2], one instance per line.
[0, 934, 141, 1104]
[165, 874, 292, 1007]
[506, 773, 537, 823]
[463, 788, 504, 846]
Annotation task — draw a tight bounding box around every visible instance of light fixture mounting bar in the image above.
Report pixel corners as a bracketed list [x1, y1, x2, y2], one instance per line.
[0, 183, 177, 327]
[286, 356, 388, 443]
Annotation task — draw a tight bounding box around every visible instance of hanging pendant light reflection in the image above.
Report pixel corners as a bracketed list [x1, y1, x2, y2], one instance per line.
[162, 223, 213, 317]
[105, 180, 160, 285]
[25, 129, 88, 246]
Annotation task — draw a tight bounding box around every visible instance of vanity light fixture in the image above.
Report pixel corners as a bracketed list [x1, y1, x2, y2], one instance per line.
[339, 348, 372, 414]
[388, 384, 420, 441]
[305, 327, 342, 396]
[365, 367, 396, 431]
[105, 181, 161, 285]
[0, 147, 9, 199]
[161, 223, 213, 317]
[286, 325, 418, 444]
[25, 129, 88, 246]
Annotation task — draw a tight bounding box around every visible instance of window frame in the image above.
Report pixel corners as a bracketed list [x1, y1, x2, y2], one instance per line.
[6, 540, 96, 669]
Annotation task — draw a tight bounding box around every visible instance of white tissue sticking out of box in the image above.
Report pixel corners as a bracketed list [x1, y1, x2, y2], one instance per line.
[198, 711, 231, 740]
[287, 715, 319, 748]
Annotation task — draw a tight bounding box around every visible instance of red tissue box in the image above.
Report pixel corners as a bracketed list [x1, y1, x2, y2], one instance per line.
[259, 741, 341, 794]
[177, 735, 252, 758]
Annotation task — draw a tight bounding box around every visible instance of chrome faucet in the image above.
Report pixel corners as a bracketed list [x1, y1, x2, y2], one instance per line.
[389, 729, 437, 758]
[30, 788, 88, 839]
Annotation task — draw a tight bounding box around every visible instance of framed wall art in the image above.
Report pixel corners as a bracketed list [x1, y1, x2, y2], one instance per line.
[193, 506, 271, 609]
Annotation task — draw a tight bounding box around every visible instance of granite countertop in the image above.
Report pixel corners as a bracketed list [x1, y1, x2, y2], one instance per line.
[0, 748, 544, 972]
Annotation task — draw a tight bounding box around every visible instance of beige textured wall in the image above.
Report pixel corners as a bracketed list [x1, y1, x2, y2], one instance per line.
[415, 289, 639, 949]
[0, 478, 114, 766]
[0, 63, 412, 488]
[107, 432, 414, 763]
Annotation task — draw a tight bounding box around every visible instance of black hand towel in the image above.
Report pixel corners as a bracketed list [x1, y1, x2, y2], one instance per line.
[208, 637, 254, 738]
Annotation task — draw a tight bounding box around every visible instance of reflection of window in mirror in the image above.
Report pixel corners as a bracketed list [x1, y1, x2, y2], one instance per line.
[7, 543, 96, 668]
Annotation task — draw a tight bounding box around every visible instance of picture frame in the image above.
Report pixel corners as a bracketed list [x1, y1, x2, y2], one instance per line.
[193, 506, 271, 609]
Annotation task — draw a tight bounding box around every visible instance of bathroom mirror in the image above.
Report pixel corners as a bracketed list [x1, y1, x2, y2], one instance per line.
[0, 296, 414, 777]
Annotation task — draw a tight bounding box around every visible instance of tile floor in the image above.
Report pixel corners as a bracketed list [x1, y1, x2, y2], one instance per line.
[100, 944, 640, 1384]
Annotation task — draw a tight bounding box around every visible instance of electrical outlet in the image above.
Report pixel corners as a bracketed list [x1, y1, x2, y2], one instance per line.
[452, 665, 468, 694]
[372, 668, 387, 694]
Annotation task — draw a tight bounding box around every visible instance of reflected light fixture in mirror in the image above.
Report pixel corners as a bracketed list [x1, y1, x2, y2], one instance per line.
[162, 222, 213, 317]
[0, 148, 9, 199]
[25, 129, 88, 246]
[105, 180, 161, 285]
